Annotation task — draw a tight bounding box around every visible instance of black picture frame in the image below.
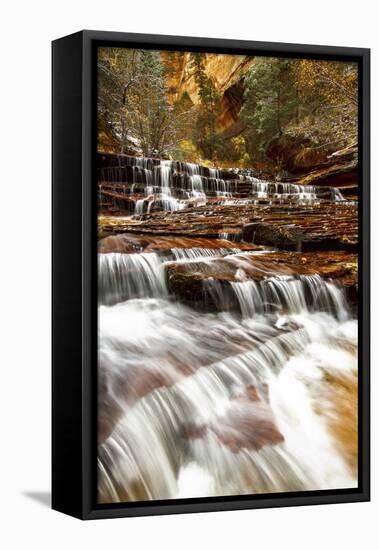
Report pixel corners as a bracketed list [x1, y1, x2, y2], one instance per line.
[52, 30, 370, 520]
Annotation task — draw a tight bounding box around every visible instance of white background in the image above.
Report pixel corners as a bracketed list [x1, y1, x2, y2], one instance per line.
[1, 0, 377, 548]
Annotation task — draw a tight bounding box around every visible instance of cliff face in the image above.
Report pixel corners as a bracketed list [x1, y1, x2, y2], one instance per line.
[161, 52, 255, 135]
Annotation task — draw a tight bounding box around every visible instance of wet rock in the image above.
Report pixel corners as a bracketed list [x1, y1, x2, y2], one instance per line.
[98, 362, 176, 444]
[240, 207, 358, 251]
[243, 222, 305, 249]
[166, 262, 221, 306]
[321, 370, 358, 476]
[98, 234, 150, 253]
[166, 250, 358, 309]
[99, 233, 258, 253]
[215, 412, 285, 453]
[214, 383, 284, 452]
[182, 384, 285, 453]
[100, 202, 357, 252]
[181, 423, 208, 440]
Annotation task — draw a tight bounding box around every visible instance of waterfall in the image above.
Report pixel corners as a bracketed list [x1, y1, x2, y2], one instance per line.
[333, 188, 345, 201]
[97, 243, 357, 503]
[171, 247, 239, 261]
[189, 174, 205, 197]
[209, 167, 220, 179]
[96, 154, 356, 504]
[98, 247, 242, 305]
[231, 275, 349, 320]
[98, 290, 357, 502]
[98, 252, 167, 305]
[158, 160, 172, 189]
[134, 199, 145, 215]
[97, 154, 346, 215]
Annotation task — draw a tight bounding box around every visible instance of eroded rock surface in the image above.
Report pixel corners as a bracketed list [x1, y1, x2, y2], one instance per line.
[100, 202, 358, 251]
[166, 250, 358, 309]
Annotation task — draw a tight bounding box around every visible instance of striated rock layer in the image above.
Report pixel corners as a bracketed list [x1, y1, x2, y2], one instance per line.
[161, 51, 255, 133]
[100, 202, 358, 251]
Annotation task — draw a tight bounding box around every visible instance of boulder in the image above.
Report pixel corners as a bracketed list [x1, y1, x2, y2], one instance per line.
[266, 133, 320, 173]
[182, 383, 285, 453]
[242, 222, 305, 249]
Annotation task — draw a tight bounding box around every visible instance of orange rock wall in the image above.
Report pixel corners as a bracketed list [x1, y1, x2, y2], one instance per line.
[161, 51, 255, 133]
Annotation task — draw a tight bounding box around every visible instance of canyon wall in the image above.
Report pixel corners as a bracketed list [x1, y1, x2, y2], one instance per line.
[161, 52, 255, 135]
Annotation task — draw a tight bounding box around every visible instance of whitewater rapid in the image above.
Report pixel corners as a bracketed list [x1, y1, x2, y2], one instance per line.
[97, 247, 358, 503]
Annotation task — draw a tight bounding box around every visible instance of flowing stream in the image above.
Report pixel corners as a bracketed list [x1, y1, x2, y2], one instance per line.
[98, 250, 357, 502]
[98, 155, 344, 214]
[97, 157, 357, 503]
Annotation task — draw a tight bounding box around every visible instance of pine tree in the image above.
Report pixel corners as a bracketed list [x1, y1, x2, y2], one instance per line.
[241, 58, 299, 158]
[97, 47, 140, 153]
[98, 48, 191, 158]
[190, 53, 222, 160]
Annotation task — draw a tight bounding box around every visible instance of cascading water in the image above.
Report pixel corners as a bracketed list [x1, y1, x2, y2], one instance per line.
[134, 199, 145, 215]
[98, 252, 167, 305]
[97, 242, 358, 503]
[98, 154, 346, 214]
[231, 275, 349, 321]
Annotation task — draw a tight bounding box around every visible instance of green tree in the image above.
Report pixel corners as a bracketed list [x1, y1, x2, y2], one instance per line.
[98, 48, 192, 157]
[127, 50, 172, 157]
[241, 57, 299, 158]
[190, 53, 222, 159]
[97, 47, 140, 153]
[292, 59, 358, 150]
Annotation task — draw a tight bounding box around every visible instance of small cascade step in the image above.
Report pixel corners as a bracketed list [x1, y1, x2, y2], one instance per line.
[97, 153, 346, 215]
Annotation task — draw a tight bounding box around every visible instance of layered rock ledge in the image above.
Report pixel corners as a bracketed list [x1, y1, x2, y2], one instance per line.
[166, 250, 358, 309]
[99, 202, 358, 252]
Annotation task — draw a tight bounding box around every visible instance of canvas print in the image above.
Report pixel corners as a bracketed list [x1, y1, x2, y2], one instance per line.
[96, 47, 358, 504]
